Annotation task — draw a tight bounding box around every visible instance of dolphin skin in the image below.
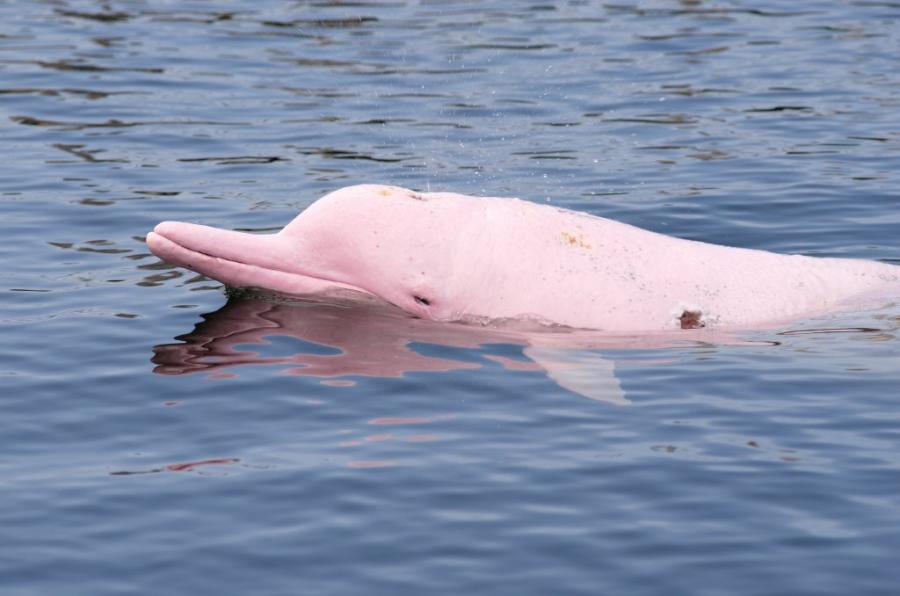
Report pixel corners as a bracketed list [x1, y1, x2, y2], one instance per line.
[146, 184, 899, 332]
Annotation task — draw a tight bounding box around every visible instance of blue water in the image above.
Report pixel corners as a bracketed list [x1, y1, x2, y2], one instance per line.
[2, 1, 899, 594]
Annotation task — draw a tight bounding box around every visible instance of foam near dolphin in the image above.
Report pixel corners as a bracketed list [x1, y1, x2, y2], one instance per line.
[146, 184, 899, 332]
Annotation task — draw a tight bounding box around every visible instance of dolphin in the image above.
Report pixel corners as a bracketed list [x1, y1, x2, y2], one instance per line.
[146, 184, 899, 332]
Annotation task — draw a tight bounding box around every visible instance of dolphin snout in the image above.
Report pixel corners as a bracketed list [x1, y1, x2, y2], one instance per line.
[146, 220, 371, 298]
[151, 221, 273, 264]
[147, 220, 289, 282]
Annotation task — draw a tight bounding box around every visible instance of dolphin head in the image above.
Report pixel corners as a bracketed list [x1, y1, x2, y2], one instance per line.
[146, 185, 489, 321]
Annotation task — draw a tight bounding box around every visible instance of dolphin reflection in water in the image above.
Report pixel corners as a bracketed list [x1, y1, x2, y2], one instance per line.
[151, 293, 800, 405]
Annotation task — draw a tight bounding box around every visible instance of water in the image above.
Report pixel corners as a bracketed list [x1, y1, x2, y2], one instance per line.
[2, 1, 899, 594]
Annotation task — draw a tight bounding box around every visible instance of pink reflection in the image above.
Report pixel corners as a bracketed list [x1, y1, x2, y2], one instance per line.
[152, 296, 759, 404]
[152, 298, 495, 379]
[110, 457, 240, 476]
[166, 458, 239, 472]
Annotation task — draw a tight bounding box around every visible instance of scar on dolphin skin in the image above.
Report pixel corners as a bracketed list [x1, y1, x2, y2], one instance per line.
[679, 309, 705, 329]
[561, 231, 592, 249]
[378, 187, 426, 201]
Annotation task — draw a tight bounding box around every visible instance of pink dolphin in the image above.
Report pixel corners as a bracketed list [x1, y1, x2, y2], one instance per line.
[146, 184, 899, 332]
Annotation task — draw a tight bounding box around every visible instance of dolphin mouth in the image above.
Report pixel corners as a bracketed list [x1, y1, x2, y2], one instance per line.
[146, 222, 372, 298]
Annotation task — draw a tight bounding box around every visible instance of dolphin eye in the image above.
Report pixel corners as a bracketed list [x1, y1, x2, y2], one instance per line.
[413, 295, 431, 306]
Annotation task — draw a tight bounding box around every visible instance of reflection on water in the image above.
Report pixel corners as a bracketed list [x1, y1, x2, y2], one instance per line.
[110, 457, 241, 476]
[153, 297, 489, 379]
[152, 296, 634, 401]
[151, 294, 795, 406]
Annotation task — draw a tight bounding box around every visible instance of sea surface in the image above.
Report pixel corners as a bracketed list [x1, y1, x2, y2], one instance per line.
[2, 1, 899, 595]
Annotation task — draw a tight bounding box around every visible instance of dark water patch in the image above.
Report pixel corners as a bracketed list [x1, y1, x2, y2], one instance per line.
[850, 1, 900, 7]
[639, 32, 740, 42]
[446, 102, 486, 109]
[535, 122, 580, 128]
[177, 156, 288, 165]
[220, 29, 319, 40]
[511, 150, 578, 160]
[143, 11, 238, 24]
[292, 147, 409, 163]
[603, 5, 823, 18]
[77, 198, 117, 206]
[260, 17, 378, 29]
[12, 116, 244, 130]
[778, 327, 883, 337]
[281, 87, 357, 98]
[353, 118, 416, 125]
[48, 240, 131, 255]
[461, 43, 558, 51]
[283, 116, 345, 123]
[670, 45, 732, 56]
[847, 135, 889, 142]
[357, 67, 491, 76]
[281, 57, 372, 69]
[686, 149, 731, 161]
[785, 149, 840, 155]
[745, 106, 815, 113]
[0, 88, 133, 100]
[52, 144, 129, 164]
[109, 468, 164, 476]
[133, 190, 181, 196]
[55, 9, 132, 23]
[31, 60, 164, 73]
[413, 121, 473, 129]
[601, 114, 698, 125]
[12, 116, 137, 128]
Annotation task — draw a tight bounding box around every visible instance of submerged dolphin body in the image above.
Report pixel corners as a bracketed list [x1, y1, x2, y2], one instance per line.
[146, 184, 899, 332]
